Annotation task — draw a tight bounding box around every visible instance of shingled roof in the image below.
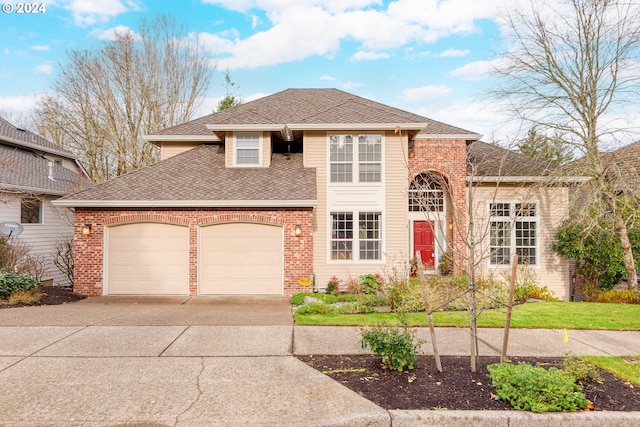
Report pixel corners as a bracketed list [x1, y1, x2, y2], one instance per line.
[0, 117, 75, 158]
[0, 118, 87, 195]
[57, 144, 316, 206]
[467, 141, 553, 178]
[151, 88, 479, 137]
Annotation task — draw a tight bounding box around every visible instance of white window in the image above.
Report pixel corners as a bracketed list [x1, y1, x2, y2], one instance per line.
[489, 202, 537, 266]
[235, 132, 260, 166]
[331, 211, 382, 261]
[329, 134, 381, 183]
[21, 198, 42, 224]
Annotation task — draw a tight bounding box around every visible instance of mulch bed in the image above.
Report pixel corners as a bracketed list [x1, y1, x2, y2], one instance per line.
[298, 354, 640, 411]
[0, 285, 86, 309]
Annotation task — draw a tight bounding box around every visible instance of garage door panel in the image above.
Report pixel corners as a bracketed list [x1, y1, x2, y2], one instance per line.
[107, 223, 189, 295]
[199, 223, 283, 295]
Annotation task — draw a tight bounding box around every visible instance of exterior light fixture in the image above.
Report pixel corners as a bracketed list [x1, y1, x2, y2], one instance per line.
[83, 224, 92, 235]
[295, 223, 302, 236]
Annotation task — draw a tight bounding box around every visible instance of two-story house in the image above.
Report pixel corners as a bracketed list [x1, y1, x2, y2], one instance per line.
[1, 117, 89, 286]
[54, 89, 573, 299]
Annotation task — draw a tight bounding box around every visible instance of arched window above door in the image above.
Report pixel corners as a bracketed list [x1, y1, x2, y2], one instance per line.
[409, 173, 445, 212]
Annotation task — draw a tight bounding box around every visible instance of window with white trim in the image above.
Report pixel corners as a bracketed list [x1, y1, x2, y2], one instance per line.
[235, 132, 260, 165]
[331, 211, 382, 261]
[329, 134, 381, 183]
[489, 202, 537, 265]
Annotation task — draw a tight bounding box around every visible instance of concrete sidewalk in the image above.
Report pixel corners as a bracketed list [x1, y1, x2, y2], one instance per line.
[0, 296, 638, 426]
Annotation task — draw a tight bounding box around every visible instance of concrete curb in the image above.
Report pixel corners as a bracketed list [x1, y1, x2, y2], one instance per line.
[389, 409, 640, 426]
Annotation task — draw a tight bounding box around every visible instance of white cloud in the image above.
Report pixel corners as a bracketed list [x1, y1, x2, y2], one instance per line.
[320, 75, 336, 81]
[3, 48, 9, 55]
[437, 49, 469, 57]
[399, 85, 452, 102]
[352, 51, 390, 61]
[450, 59, 503, 81]
[35, 63, 53, 74]
[57, 0, 140, 26]
[195, 0, 504, 70]
[29, 45, 50, 51]
[96, 25, 138, 41]
[0, 93, 48, 113]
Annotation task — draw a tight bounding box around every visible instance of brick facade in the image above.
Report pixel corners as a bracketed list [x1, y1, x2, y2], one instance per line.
[74, 207, 314, 296]
[408, 138, 469, 271]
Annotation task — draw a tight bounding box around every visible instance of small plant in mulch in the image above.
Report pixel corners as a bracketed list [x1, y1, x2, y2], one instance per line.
[487, 361, 592, 413]
[0, 273, 40, 301]
[360, 313, 424, 372]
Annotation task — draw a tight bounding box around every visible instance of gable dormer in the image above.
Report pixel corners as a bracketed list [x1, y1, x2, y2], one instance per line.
[225, 131, 271, 168]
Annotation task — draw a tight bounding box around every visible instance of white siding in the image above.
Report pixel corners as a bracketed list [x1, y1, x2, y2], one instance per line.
[0, 192, 74, 286]
[306, 130, 409, 290]
[470, 185, 570, 300]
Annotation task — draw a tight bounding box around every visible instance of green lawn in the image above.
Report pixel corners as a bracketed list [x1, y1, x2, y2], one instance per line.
[294, 302, 640, 330]
[580, 356, 640, 386]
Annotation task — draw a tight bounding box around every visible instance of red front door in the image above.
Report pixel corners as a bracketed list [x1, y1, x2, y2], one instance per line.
[413, 221, 435, 268]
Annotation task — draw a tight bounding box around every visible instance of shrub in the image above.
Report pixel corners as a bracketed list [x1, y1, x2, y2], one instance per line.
[360, 314, 424, 371]
[504, 265, 557, 303]
[359, 273, 384, 295]
[590, 289, 640, 304]
[487, 362, 589, 413]
[53, 238, 74, 288]
[0, 238, 45, 280]
[0, 273, 40, 300]
[295, 302, 338, 315]
[325, 276, 340, 295]
[561, 354, 601, 384]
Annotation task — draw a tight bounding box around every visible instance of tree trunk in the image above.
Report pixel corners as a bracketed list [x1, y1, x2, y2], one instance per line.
[612, 209, 638, 290]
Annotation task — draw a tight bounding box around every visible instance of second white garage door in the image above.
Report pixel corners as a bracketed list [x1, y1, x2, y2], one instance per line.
[106, 223, 189, 295]
[199, 223, 283, 295]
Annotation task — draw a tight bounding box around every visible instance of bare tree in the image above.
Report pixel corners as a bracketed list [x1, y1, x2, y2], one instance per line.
[494, 0, 640, 290]
[34, 14, 214, 183]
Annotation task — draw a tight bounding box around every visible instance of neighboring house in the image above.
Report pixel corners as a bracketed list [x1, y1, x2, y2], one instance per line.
[54, 88, 574, 299]
[0, 117, 89, 286]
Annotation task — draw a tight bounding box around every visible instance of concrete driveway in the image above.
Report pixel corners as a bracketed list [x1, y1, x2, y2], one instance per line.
[1, 296, 638, 426]
[0, 296, 388, 426]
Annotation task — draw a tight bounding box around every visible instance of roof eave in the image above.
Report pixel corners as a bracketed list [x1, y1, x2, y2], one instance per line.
[468, 176, 591, 183]
[1, 183, 71, 196]
[143, 134, 221, 143]
[206, 123, 431, 132]
[52, 199, 318, 208]
[416, 132, 483, 140]
[1, 135, 78, 159]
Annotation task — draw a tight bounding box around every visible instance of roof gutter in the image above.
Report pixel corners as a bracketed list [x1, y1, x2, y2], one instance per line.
[1, 183, 70, 196]
[2, 135, 78, 159]
[52, 199, 318, 208]
[205, 123, 432, 132]
[415, 132, 483, 140]
[468, 176, 591, 183]
[142, 134, 221, 143]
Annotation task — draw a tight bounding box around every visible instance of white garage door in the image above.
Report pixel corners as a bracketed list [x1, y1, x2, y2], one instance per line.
[106, 223, 189, 295]
[199, 223, 283, 295]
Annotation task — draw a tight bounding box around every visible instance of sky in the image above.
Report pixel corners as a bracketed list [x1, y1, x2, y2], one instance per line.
[0, 0, 637, 146]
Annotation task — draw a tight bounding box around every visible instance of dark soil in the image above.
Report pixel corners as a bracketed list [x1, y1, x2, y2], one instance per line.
[298, 354, 640, 411]
[0, 285, 86, 309]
